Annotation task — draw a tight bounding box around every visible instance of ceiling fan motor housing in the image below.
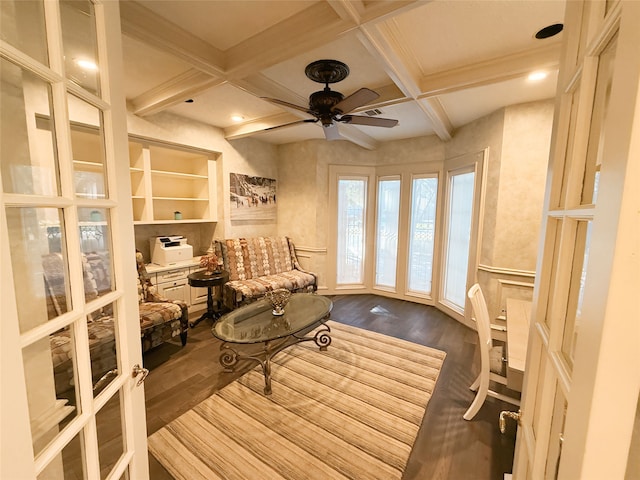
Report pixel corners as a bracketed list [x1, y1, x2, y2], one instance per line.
[310, 89, 344, 126]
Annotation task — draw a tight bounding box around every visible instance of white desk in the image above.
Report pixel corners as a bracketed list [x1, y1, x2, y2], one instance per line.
[506, 298, 532, 391]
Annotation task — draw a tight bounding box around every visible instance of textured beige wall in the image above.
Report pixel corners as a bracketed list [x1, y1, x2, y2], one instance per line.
[495, 100, 554, 271]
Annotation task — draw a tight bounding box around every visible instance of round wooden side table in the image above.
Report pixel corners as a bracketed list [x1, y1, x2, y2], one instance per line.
[187, 270, 229, 328]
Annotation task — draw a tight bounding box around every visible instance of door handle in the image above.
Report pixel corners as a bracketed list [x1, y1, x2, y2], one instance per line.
[131, 363, 149, 386]
[499, 409, 521, 433]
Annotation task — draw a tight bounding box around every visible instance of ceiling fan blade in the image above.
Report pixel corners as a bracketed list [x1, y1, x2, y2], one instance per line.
[261, 97, 313, 116]
[323, 123, 341, 141]
[263, 119, 317, 132]
[340, 115, 398, 128]
[332, 88, 379, 115]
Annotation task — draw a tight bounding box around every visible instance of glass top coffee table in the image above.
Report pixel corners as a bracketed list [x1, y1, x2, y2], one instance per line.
[212, 293, 333, 395]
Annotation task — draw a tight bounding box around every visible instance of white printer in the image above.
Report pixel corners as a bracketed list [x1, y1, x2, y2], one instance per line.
[150, 236, 193, 265]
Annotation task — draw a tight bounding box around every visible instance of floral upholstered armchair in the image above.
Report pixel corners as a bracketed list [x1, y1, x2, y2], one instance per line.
[47, 252, 189, 397]
[136, 252, 189, 352]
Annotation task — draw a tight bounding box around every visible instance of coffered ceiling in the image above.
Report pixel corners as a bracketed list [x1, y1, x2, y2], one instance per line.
[118, 0, 565, 150]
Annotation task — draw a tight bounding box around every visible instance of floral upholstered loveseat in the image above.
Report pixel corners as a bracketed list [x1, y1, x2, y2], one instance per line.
[44, 251, 188, 395]
[212, 236, 317, 310]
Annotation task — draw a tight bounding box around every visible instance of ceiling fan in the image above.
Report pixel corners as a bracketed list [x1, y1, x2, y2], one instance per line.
[262, 59, 398, 140]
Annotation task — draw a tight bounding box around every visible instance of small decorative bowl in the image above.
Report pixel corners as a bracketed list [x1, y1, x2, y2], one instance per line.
[264, 288, 291, 316]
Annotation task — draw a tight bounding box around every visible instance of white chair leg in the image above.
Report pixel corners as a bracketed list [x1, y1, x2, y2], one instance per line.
[464, 371, 490, 421]
[469, 373, 481, 392]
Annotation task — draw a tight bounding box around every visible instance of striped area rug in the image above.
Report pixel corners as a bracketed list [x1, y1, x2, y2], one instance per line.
[148, 320, 446, 480]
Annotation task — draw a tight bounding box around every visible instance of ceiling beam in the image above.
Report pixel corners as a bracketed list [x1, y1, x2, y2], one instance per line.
[224, 2, 355, 80]
[328, 0, 425, 25]
[224, 112, 303, 140]
[418, 97, 454, 140]
[419, 43, 562, 97]
[119, 1, 226, 78]
[120, 0, 422, 149]
[336, 124, 379, 150]
[232, 73, 309, 109]
[357, 20, 454, 141]
[226, 1, 423, 80]
[130, 69, 225, 116]
[327, 0, 366, 22]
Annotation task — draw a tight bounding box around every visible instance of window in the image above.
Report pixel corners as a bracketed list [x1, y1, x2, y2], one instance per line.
[375, 177, 400, 289]
[442, 170, 474, 311]
[407, 175, 438, 295]
[336, 177, 368, 285]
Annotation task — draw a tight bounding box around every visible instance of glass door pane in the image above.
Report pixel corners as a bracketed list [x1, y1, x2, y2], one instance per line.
[581, 35, 617, 205]
[374, 177, 400, 289]
[60, 0, 100, 96]
[407, 176, 438, 295]
[561, 220, 593, 370]
[336, 177, 367, 285]
[443, 171, 474, 310]
[0, 0, 49, 65]
[1, 58, 59, 196]
[69, 107, 107, 200]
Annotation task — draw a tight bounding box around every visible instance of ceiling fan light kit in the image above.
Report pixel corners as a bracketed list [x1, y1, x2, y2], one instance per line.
[262, 59, 398, 140]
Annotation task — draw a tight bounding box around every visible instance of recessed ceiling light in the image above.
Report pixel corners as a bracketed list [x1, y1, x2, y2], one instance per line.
[528, 71, 548, 82]
[231, 115, 244, 122]
[75, 59, 98, 71]
[535, 23, 564, 39]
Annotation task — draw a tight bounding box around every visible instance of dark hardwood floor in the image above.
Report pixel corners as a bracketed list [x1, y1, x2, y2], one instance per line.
[143, 294, 518, 479]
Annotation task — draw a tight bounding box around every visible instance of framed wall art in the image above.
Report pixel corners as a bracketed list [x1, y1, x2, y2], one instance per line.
[229, 173, 277, 221]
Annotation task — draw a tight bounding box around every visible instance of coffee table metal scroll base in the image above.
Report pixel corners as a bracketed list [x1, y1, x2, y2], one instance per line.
[219, 322, 331, 395]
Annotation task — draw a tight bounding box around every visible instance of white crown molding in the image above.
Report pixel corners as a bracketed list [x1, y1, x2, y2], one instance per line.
[419, 43, 562, 97]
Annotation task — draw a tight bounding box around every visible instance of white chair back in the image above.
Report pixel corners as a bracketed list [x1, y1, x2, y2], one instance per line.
[468, 283, 493, 353]
[464, 283, 519, 420]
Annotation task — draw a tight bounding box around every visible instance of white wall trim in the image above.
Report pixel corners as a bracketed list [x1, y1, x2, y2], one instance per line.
[478, 263, 536, 278]
[294, 245, 327, 254]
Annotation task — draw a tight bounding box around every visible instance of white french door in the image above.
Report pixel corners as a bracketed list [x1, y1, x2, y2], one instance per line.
[1, 1, 149, 479]
[514, 1, 640, 478]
